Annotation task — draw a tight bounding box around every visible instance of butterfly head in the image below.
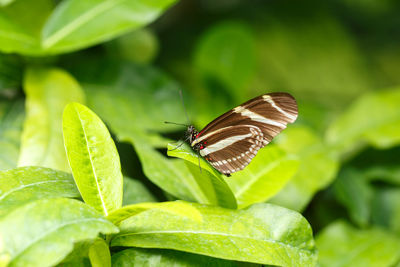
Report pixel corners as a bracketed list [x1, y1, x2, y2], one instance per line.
[185, 125, 199, 144]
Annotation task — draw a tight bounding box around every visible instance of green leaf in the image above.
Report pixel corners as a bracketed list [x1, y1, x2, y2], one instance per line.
[269, 126, 339, 211]
[112, 248, 257, 267]
[167, 143, 237, 209]
[194, 21, 255, 100]
[0, 166, 80, 218]
[88, 238, 111, 267]
[316, 220, 400, 267]
[81, 62, 184, 138]
[0, 100, 24, 170]
[63, 103, 123, 216]
[363, 165, 400, 186]
[106, 28, 159, 64]
[18, 68, 85, 171]
[0, 54, 23, 91]
[57, 241, 93, 267]
[226, 145, 299, 209]
[0, 198, 119, 267]
[327, 88, 400, 156]
[110, 201, 317, 266]
[0, 0, 53, 54]
[123, 177, 157, 206]
[333, 168, 373, 227]
[372, 188, 400, 235]
[41, 0, 177, 54]
[133, 141, 236, 209]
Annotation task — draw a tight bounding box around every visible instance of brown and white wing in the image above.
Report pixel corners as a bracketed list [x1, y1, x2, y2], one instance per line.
[198, 125, 265, 175]
[192, 92, 298, 175]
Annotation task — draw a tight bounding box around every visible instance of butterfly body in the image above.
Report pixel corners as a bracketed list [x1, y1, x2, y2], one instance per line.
[186, 92, 298, 176]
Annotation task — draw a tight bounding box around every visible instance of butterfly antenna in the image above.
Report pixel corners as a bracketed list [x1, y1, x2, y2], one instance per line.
[164, 121, 189, 127]
[179, 90, 191, 124]
[168, 141, 185, 151]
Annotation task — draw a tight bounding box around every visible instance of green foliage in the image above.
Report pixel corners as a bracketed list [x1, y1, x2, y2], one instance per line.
[0, 0, 177, 55]
[0, 100, 24, 170]
[1, 0, 400, 266]
[18, 68, 84, 171]
[63, 103, 123, 216]
[269, 126, 339, 211]
[110, 201, 317, 266]
[112, 248, 249, 267]
[0, 198, 118, 267]
[316, 220, 400, 267]
[0, 166, 79, 218]
[327, 88, 400, 156]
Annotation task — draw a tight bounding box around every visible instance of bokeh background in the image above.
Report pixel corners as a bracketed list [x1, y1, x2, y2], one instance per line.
[1, 0, 400, 265]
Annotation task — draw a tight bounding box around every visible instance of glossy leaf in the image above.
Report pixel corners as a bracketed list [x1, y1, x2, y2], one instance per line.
[0, 100, 24, 170]
[269, 126, 339, 211]
[111, 201, 317, 266]
[316, 220, 400, 267]
[135, 141, 236, 209]
[63, 103, 123, 216]
[333, 168, 373, 227]
[0, 166, 80, 218]
[327, 88, 400, 156]
[112, 248, 257, 267]
[0, 198, 119, 267]
[194, 21, 255, 100]
[167, 143, 237, 209]
[18, 68, 85, 171]
[226, 145, 299, 208]
[88, 238, 111, 267]
[42, 0, 177, 54]
[123, 177, 157, 206]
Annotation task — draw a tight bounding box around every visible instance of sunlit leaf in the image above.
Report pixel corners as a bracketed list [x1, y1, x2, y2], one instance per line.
[63, 103, 123, 216]
[167, 143, 237, 209]
[135, 141, 236, 209]
[111, 201, 317, 266]
[316, 220, 400, 267]
[327, 88, 400, 156]
[88, 238, 111, 267]
[112, 248, 257, 267]
[0, 198, 118, 267]
[18, 68, 85, 171]
[0, 166, 80, 218]
[269, 126, 339, 211]
[42, 0, 177, 54]
[226, 145, 298, 209]
[0, 100, 24, 170]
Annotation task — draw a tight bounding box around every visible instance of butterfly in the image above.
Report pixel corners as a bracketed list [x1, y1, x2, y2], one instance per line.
[185, 93, 298, 176]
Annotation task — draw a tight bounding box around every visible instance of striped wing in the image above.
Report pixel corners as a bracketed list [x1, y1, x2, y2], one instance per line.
[192, 93, 298, 175]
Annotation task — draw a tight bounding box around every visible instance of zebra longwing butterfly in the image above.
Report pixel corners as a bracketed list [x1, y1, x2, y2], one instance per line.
[186, 92, 298, 176]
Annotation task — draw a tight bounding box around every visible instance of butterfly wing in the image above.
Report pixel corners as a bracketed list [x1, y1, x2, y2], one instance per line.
[192, 93, 298, 175]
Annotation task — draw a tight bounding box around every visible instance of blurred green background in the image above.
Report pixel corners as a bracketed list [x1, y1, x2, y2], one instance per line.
[1, 0, 400, 266]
